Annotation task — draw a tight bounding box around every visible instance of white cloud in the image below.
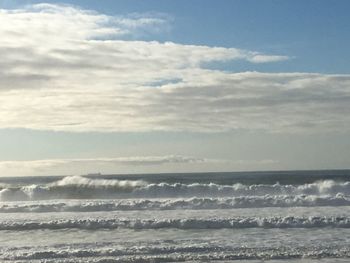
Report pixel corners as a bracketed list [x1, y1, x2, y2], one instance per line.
[235, 159, 279, 165]
[0, 156, 215, 176]
[0, 157, 281, 176]
[0, 3, 168, 44]
[1, 4, 348, 134]
[1, 70, 349, 133]
[248, 54, 290, 63]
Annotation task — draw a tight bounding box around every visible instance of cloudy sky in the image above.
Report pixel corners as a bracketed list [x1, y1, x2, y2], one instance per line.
[0, 0, 349, 176]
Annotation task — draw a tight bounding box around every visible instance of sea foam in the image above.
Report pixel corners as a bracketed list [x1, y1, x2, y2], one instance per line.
[1, 194, 350, 212]
[2, 244, 350, 262]
[1, 216, 350, 230]
[1, 176, 350, 201]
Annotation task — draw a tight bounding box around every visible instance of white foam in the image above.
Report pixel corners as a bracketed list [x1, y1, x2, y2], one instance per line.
[49, 175, 146, 189]
[1, 216, 350, 230]
[1, 177, 350, 201]
[133, 180, 350, 198]
[0, 176, 147, 201]
[2, 245, 350, 261]
[1, 194, 350, 212]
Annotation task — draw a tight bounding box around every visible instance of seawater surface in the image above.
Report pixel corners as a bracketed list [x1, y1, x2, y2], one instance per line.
[1, 170, 350, 262]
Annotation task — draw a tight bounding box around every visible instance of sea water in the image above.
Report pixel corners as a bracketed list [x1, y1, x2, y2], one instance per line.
[0, 170, 350, 262]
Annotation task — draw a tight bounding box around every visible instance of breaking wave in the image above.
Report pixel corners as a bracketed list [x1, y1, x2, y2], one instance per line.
[134, 179, 350, 198]
[1, 176, 350, 201]
[2, 216, 350, 230]
[2, 245, 350, 261]
[0, 176, 146, 201]
[1, 194, 350, 212]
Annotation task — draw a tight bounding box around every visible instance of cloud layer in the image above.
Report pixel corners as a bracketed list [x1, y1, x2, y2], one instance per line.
[0, 156, 281, 177]
[0, 4, 349, 133]
[0, 156, 214, 176]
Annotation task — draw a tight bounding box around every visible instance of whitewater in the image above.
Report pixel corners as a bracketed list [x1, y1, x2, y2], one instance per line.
[1, 170, 350, 262]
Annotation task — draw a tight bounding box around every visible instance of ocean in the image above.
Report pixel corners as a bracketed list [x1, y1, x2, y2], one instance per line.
[1, 170, 350, 262]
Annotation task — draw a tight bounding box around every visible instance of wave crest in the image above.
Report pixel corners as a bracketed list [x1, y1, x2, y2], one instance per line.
[1, 194, 350, 212]
[2, 245, 350, 261]
[0, 176, 147, 201]
[1, 216, 350, 230]
[1, 177, 350, 201]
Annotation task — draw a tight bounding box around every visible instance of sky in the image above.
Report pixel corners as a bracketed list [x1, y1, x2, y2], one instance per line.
[0, 0, 349, 176]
